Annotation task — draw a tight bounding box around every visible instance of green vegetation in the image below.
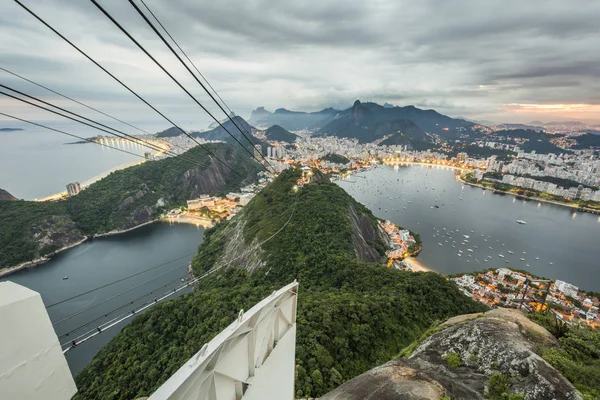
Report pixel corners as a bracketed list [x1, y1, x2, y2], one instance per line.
[445, 352, 462, 368]
[487, 373, 525, 400]
[320, 153, 350, 164]
[491, 129, 568, 154]
[0, 200, 69, 267]
[74, 168, 488, 399]
[528, 313, 600, 399]
[0, 143, 261, 268]
[397, 321, 444, 358]
[572, 133, 600, 149]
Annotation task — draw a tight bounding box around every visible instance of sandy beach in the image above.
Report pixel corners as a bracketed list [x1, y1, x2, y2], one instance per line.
[403, 257, 433, 273]
[161, 215, 214, 228]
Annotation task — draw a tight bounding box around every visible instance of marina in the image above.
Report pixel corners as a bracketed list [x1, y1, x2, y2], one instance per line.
[338, 164, 600, 290]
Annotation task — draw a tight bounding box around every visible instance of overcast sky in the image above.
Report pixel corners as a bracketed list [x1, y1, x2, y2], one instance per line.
[1, 0, 599, 133]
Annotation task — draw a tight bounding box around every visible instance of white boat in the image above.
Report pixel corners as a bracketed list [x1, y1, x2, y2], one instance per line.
[467, 249, 474, 253]
[463, 235, 470, 239]
[535, 257, 540, 260]
[438, 243, 443, 246]
[516, 220, 527, 225]
[520, 258, 525, 261]
[507, 251, 514, 254]
[498, 254, 505, 258]
[62, 276, 69, 280]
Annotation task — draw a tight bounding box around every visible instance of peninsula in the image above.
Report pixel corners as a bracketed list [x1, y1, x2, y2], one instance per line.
[0, 143, 261, 273]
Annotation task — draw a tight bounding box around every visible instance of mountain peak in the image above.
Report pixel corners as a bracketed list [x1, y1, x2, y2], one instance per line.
[0, 188, 16, 201]
[350, 99, 369, 123]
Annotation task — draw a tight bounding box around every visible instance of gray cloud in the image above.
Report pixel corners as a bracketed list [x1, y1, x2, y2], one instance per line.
[1, 0, 599, 129]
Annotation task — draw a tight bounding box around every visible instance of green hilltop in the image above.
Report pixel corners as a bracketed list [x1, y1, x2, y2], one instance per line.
[74, 168, 487, 399]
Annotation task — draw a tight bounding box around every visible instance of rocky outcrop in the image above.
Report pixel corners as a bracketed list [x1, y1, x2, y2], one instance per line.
[322, 309, 583, 400]
[0, 188, 16, 201]
[348, 204, 388, 262]
[29, 215, 86, 255]
[118, 184, 150, 212]
[179, 156, 232, 198]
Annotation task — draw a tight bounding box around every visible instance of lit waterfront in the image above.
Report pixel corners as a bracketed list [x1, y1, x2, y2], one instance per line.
[0, 127, 168, 200]
[337, 164, 600, 291]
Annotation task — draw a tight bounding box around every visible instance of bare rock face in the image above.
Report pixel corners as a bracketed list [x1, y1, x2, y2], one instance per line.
[348, 204, 387, 263]
[179, 153, 234, 198]
[28, 215, 85, 256]
[0, 188, 16, 201]
[322, 309, 582, 400]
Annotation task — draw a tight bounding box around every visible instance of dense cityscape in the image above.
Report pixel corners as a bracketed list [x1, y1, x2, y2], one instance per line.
[2, 1, 599, 399]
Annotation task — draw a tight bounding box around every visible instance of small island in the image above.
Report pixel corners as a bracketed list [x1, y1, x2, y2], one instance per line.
[0, 128, 24, 132]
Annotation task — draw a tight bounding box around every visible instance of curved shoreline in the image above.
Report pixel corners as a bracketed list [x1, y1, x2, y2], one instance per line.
[0, 237, 89, 278]
[0, 220, 165, 279]
[456, 175, 600, 214]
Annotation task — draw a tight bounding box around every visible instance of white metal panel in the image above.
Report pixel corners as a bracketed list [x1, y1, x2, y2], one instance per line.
[149, 281, 298, 400]
[242, 325, 296, 400]
[0, 281, 77, 400]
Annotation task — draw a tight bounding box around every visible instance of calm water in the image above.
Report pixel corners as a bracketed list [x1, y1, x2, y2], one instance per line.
[0, 127, 142, 199]
[337, 165, 600, 291]
[1, 222, 204, 375]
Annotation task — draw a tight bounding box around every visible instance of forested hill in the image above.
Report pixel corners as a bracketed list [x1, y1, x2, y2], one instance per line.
[263, 124, 298, 143]
[0, 143, 261, 269]
[74, 168, 488, 399]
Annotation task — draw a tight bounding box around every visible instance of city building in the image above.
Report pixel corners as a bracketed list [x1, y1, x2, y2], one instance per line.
[187, 195, 216, 210]
[254, 144, 262, 159]
[239, 193, 254, 206]
[66, 182, 81, 196]
[554, 280, 579, 298]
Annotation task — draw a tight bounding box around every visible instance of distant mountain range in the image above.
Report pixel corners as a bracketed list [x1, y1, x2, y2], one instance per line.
[250, 100, 478, 148]
[193, 116, 254, 142]
[191, 116, 271, 157]
[496, 123, 545, 132]
[317, 100, 430, 146]
[250, 106, 339, 131]
[491, 121, 600, 135]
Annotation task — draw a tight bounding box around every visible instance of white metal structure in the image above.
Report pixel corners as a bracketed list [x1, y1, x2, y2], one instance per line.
[149, 281, 299, 400]
[0, 281, 77, 400]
